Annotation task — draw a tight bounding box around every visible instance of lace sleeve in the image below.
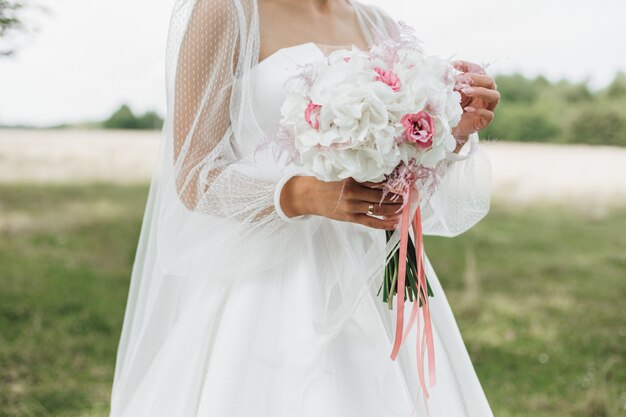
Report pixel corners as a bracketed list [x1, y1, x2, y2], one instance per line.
[167, 0, 307, 231]
[421, 132, 492, 237]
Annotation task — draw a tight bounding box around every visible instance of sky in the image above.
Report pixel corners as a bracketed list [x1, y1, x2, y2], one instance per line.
[0, 0, 625, 127]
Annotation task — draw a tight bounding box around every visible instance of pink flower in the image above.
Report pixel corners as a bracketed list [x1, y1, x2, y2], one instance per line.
[304, 100, 321, 129]
[373, 67, 401, 92]
[401, 111, 435, 148]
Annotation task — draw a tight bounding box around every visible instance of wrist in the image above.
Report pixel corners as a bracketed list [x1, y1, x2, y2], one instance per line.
[280, 176, 317, 218]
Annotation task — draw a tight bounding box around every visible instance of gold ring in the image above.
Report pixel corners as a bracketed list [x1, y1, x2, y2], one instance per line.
[367, 203, 375, 216]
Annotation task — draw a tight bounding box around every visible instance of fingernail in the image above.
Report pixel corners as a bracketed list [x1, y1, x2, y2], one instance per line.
[464, 106, 476, 113]
[462, 87, 475, 94]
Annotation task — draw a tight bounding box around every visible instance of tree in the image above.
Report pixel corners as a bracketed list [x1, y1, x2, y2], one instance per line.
[103, 104, 164, 130]
[494, 74, 539, 104]
[481, 104, 560, 142]
[606, 72, 626, 99]
[104, 104, 139, 129]
[137, 111, 164, 130]
[568, 106, 626, 146]
[0, 0, 23, 56]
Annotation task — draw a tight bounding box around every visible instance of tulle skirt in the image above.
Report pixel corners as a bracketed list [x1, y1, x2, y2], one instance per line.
[110, 216, 493, 417]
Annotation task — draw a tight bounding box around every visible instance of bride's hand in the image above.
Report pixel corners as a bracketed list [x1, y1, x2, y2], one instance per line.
[451, 60, 500, 152]
[280, 176, 403, 230]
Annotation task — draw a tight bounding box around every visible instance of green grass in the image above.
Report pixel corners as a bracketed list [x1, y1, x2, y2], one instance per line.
[425, 202, 626, 417]
[0, 184, 624, 417]
[0, 185, 146, 417]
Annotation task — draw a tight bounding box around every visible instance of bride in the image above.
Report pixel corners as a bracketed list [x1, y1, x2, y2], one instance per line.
[108, 0, 500, 416]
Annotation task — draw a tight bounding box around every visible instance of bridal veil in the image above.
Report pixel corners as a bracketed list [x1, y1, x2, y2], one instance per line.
[108, 0, 491, 414]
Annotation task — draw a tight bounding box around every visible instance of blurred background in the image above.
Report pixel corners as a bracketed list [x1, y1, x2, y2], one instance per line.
[0, 0, 625, 416]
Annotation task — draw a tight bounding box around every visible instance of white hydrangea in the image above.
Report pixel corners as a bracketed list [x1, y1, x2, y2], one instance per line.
[280, 44, 462, 183]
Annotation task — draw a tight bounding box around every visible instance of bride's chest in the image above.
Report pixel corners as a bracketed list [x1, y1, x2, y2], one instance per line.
[232, 43, 324, 158]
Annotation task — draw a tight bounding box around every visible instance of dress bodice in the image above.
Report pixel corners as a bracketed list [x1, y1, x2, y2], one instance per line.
[231, 43, 326, 158]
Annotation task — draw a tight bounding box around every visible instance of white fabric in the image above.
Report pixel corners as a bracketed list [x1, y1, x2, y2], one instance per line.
[108, 1, 493, 416]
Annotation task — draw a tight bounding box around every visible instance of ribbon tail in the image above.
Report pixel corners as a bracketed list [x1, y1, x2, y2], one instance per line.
[390, 190, 413, 361]
[387, 186, 436, 414]
[403, 295, 419, 342]
[413, 206, 437, 388]
[415, 303, 428, 398]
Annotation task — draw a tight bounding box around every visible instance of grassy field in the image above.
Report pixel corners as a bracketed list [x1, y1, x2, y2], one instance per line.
[0, 184, 624, 417]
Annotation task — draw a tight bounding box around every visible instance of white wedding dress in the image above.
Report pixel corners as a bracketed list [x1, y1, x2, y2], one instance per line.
[109, 2, 494, 416]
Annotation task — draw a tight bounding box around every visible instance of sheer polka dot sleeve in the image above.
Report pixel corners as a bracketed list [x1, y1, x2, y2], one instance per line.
[166, 0, 303, 232]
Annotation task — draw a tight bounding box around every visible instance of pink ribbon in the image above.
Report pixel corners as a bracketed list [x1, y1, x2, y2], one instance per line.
[389, 188, 436, 405]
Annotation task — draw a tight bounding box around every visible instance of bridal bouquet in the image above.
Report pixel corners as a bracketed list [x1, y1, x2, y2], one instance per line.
[279, 37, 464, 399]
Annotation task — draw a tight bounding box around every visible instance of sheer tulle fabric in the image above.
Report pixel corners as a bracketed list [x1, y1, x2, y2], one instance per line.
[108, 1, 493, 416]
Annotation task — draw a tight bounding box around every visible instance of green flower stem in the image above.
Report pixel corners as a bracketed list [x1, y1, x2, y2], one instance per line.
[379, 231, 435, 310]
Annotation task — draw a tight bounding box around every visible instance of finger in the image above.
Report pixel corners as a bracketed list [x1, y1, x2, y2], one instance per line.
[345, 184, 400, 204]
[475, 108, 495, 125]
[452, 60, 486, 75]
[466, 73, 496, 90]
[360, 181, 385, 189]
[351, 214, 399, 230]
[461, 86, 500, 110]
[465, 107, 494, 127]
[354, 201, 403, 217]
[360, 183, 404, 204]
[343, 184, 382, 203]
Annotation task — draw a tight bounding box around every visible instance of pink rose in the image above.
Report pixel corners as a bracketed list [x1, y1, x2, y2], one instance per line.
[373, 67, 401, 92]
[401, 111, 435, 148]
[304, 100, 321, 129]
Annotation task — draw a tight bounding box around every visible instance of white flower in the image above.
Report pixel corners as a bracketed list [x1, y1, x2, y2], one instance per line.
[279, 44, 462, 183]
